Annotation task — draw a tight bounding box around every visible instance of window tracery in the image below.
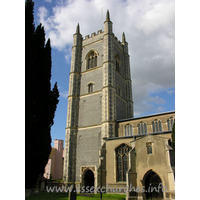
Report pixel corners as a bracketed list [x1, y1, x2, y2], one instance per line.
[116, 144, 131, 182]
[152, 119, 162, 133]
[125, 124, 133, 136]
[87, 51, 97, 69]
[138, 121, 147, 135]
[167, 117, 174, 131]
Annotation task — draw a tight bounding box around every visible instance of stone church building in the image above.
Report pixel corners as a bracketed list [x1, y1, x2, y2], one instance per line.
[63, 11, 175, 200]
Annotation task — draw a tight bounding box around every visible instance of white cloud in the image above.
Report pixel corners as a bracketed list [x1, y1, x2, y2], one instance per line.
[64, 47, 72, 64]
[157, 106, 166, 112]
[37, 0, 175, 116]
[148, 96, 165, 105]
[136, 1, 175, 35]
[44, 0, 52, 3]
[60, 90, 68, 98]
[167, 89, 175, 94]
[37, 6, 50, 31]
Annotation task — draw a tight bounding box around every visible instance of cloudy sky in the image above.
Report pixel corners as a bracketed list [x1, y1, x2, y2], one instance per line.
[33, 0, 175, 145]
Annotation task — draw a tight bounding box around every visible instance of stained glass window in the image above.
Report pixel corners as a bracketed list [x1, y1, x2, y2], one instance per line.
[117, 155, 122, 181]
[123, 155, 127, 181]
[116, 144, 131, 182]
[152, 119, 162, 133]
[125, 124, 133, 136]
[138, 122, 147, 135]
[167, 117, 174, 131]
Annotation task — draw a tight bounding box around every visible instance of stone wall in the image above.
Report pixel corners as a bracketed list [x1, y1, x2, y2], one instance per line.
[78, 92, 102, 127]
[76, 127, 101, 182]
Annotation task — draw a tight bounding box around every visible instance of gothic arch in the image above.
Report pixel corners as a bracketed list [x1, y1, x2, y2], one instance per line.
[142, 169, 165, 185]
[167, 116, 175, 131]
[82, 168, 95, 193]
[115, 143, 132, 182]
[124, 124, 133, 136]
[85, 50, 99, 70]
[142, 169, 165, 199]
[152, 119, 162, 133]
[87, 81, 95, 86]
[87, 81, 95, 93]
[85, 49, 99, 59]
[114, 143, 132, 151]
[138, 121, 147, 135]
[82, 167, 95, 178]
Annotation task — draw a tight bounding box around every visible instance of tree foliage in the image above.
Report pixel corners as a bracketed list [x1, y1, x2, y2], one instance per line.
[25, 0, 59, 188]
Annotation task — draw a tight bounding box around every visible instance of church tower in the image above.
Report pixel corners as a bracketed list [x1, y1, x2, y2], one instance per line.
[63, 10, 133, 188]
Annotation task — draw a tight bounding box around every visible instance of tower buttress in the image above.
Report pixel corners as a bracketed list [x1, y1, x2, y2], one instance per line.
[101, 10, 116, 140]
[122, 32, 133, 118]
[63, 23, 82, 185]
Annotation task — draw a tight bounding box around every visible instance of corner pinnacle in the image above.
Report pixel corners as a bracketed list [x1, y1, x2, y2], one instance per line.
[122, 32, 126, 43]
[106, 10, 110, 21]
[76, 23, 80, 34]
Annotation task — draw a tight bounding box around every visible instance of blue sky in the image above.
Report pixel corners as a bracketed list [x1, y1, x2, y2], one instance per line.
[32, 0, 175, 147]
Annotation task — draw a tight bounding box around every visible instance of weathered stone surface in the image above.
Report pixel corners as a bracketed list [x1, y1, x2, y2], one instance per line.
[63, 12, 133, 188]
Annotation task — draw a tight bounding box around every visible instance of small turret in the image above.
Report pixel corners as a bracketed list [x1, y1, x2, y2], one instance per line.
[104, 10, 113, 34]
[73, 23, 82, 47]
[106, 10, 110, 21]
[122, 32, 128, 54]
[122, 32, 126, 44]
[76, 23, 80, 34]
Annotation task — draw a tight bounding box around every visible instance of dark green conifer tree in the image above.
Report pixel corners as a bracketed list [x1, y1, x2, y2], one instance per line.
[25, 0, 59, 188]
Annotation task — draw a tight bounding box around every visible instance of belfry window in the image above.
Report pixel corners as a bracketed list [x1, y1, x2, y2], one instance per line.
[88, 83, 93, 93]
[138, 122, 147, 135]
[152, 119, 162, 133]
[117, 86, 121, 96]
[167, 117, 174, 131]
[116, 144, 132, 182]
[125, 124, 133, 136]
[87, 51, 97, 69]
[115, 54, 120, 73]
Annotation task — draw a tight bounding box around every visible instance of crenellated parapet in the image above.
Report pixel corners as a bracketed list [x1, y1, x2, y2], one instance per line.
[82, 30, 104, 46]
[84, 30, 103, 40]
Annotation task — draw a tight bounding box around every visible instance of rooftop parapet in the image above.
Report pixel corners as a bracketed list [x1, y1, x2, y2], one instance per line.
[83, 29, 103, 41]
[113, 34, 124, 47]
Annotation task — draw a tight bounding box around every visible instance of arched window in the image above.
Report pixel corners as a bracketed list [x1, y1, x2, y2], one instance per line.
[138, 121, 147, 135]
[147, 143, 153, 154]
[152, 119, 162, 133]
[116, 86, 121, 96]
[125, 124, 133, 136]
[115, 54, 120, 73]
[88, 83, 93, 93]
[116, 144, 132, 182]
[87, 51, 97, 69]
[167, 117, 174, 131]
